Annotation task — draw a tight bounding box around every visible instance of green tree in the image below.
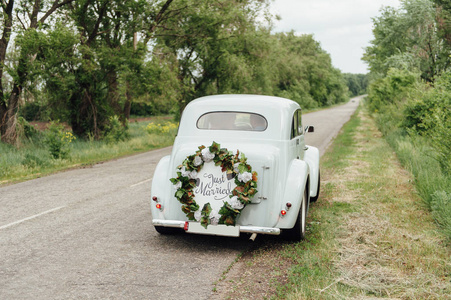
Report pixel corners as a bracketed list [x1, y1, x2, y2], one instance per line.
[363, 0, 450, 82]
[155, 0, 273, 116]
[433, 0, 451, 50]
[0, 0, 75, 145]
[343, 73, 369, 96]
[37, 0, 175, 139]
[272, 32, 347, 108]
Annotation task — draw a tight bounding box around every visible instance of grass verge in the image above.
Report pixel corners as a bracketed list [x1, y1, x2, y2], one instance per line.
[0, 116, 177, 186]
[212, 108, 450, 299]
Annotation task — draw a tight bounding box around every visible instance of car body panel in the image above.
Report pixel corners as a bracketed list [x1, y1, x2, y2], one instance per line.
[150, 94, 320, 237]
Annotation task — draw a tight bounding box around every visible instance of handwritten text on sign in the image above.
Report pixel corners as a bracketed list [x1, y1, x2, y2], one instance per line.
[193, 162, 236, 211]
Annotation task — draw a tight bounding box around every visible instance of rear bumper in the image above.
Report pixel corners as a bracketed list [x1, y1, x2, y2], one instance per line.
[152, 219, 281, 236]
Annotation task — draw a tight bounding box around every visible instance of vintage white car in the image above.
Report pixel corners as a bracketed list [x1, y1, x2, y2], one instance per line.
[150, 94, 320, 240]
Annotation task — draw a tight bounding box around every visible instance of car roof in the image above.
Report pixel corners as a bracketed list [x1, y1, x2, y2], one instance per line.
[177, 94, 301, 140]
[187, 94, 299, 114]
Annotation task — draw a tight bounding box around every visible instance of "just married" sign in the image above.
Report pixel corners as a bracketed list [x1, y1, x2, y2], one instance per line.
[193, 161, 236, 212]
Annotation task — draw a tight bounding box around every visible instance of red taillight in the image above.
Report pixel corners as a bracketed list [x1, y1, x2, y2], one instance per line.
[280, 210, 287, 216]
[184, 222, 189, 231]
[286, 202, 292, 208]
[156, 203, 162, 210]
[152, 196, 158, 201]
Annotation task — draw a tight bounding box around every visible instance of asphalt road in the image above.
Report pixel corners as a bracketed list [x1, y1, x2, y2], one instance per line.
[0, 96, 361, 299]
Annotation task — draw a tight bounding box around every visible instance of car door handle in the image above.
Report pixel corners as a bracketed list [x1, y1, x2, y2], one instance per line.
[296, 139, 299, 145]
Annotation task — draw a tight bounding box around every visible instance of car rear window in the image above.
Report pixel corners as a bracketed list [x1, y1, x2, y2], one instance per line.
[197, 112, 267, 131]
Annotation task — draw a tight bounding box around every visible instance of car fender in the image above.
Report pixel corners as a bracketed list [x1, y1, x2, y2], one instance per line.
[304, 145, 320, 198]
[275, 159, 309, 229]
[150, 155, 171, 219]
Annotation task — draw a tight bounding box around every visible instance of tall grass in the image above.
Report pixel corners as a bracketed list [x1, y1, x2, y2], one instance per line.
[378, 118, 451, 238]
[0, 117, 178, 185]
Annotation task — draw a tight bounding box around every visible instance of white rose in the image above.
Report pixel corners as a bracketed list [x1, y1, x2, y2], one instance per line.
[238, 171, 252, 183]
[201, 148, 215, 163]
[193, 155, 203, 166]
[173, 181, 182, 190]
[180, 166, 190, 177]
[188, 170, 198, 180]
[233, 163, 240, 173]
[194, 209, 202, 221]
[209, 209, 221, 225]
[227, 196, 244, 210]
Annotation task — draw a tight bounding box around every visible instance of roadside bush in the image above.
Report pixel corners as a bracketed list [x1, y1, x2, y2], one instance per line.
[420, 74, 451, 173]
[130, 102, 156, 117]
[146, 121, 178, 135]
[402, 96, 438, 133]
[103, 115, 129, 144]
[45, 122, 76, 159]
[367, 68, 417, 112]
[16, 117, 41, 142]
[400, 73, 451, 173]
[19, 101, 46, 121]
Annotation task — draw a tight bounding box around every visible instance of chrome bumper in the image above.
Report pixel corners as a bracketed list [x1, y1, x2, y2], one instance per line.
[152, 219, 281, 236]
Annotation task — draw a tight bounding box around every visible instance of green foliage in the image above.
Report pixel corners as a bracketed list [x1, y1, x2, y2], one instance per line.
[16, 117, 41, 142]
[416, 74, 451, 171]
[343, 73, 369, 96]
[22, 153, 49, 169]
[363, 0, 449, 82]
[3, 0, 348, 142]
[45, 122, 76, 159]
[366, 70, 451, 236]
[19, 101, 47, 121]
[103, 116, 129, 144]
[0, 117, 177, 184]
[130, 102, 156, 116]
[366, 68, 418, 112]
[272, 32, 348, 108]
[145, 121, 178, 135]
[158, 4, 348, 115]
[431, 191, 451, 238]
[365, 2, 451, 236]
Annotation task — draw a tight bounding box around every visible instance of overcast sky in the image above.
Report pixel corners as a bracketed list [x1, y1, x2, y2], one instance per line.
[269, 0, 401, 74]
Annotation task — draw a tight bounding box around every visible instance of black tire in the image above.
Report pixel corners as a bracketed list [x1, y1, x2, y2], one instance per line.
[154, 226, 181, 235]
[310, 170, 321, 203]
[285, 187, 308, 241]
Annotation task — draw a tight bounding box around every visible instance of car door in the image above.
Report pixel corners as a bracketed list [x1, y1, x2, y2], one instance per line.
[291, 109, 305, 160]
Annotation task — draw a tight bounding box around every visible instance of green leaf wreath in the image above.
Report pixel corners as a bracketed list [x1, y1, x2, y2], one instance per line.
[170, 141, 258, 229]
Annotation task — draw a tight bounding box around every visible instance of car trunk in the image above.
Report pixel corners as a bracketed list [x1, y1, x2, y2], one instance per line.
[170, 139, 286, 228]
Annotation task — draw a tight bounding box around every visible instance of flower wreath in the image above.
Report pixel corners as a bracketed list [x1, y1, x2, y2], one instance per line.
[170, 141, 258, 229]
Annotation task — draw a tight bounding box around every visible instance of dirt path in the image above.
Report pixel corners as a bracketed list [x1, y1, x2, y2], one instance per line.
[211, 109, 450, 299]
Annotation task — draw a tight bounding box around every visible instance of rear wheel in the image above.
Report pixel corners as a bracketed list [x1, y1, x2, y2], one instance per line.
[310, 170, 321, 203]
[285, 186, 308, 241]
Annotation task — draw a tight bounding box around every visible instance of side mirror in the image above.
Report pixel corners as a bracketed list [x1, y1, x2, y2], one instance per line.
[305, 125, 314, 133]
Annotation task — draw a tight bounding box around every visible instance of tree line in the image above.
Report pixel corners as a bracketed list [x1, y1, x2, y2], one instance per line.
[364, 0, 450, 172]
[0, 0, 352, 144]
[364, 0, 450, 237]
